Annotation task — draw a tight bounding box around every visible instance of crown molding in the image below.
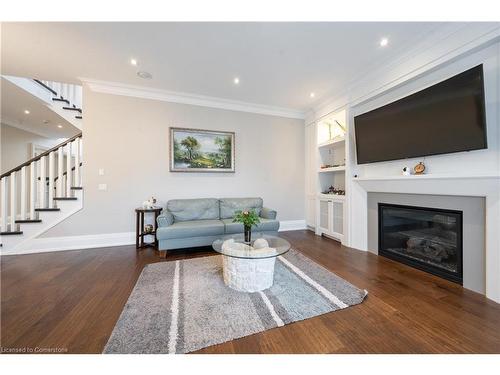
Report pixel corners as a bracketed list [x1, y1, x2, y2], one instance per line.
[79, 78, 306, 120]
[311, 22, 500, 120]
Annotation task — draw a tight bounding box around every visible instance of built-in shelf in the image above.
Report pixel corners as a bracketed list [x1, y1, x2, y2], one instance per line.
[353, 174, 500, 181]
[317, 137, 345, 149]
[318, 166, 346, 173]
[317, 193, 346, 200]
[313, 108, 348, 244]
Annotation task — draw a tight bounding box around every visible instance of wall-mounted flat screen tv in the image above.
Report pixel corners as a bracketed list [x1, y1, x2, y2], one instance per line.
[354, 65, 487, 164]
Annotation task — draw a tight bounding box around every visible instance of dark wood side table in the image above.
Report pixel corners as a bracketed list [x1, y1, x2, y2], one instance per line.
[135, 208, 162, 250]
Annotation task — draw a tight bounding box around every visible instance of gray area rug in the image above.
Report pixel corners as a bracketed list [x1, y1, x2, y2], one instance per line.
[104, 249, 368, 354]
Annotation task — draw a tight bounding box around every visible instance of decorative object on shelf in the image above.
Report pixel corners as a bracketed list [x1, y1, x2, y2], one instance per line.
[322, 185, 345, 195]
[320, 163, 345, 169]
[233, 209, 260, 243]
[135, 207, 163, 251]
[402, 166, 411, 176]
[334, 120, 346, 133]
[414, 162, 426, 175]
[170, 127, 235, 173]
[327, 120, 346, 141]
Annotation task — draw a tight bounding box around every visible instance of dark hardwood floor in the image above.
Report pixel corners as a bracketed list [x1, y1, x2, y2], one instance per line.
[1, 230, 499, 354]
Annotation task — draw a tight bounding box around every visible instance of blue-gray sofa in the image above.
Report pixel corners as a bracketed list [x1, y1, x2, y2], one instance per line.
[156, 197, 279, 252]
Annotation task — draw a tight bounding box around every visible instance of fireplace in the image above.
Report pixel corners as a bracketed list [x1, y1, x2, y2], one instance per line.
[378, 203, 463, 284]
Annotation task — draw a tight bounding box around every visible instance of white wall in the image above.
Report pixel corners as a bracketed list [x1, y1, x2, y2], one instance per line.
[43, 87, 305, 237]
[1, 123, 61, 174]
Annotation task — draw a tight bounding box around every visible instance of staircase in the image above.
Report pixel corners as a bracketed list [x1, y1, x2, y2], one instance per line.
[2, 76, 83, 129]
[0, 134, 83, 254]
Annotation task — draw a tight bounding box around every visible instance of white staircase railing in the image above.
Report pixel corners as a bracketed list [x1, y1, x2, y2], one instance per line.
[0, 134, 83, 233]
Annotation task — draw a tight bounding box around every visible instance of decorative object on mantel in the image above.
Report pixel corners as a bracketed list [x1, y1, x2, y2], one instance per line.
[232, 209, 260, 242]
[170, 127, 235, 173]
[322, 185, 345, 195]
[402, 166, 411, 176]
[414, 162, 426, 175]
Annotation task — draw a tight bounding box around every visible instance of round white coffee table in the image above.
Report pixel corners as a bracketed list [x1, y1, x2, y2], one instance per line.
[212, 233, 290, 292]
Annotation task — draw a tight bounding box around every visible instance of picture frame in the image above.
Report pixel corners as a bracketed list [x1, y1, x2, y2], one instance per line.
[169, 127, 235, 173]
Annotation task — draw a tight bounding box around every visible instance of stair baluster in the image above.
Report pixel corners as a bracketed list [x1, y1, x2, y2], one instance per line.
[39, 156, 46, 208]
[57, 146, 64, 197]
[10, 172, 16, 231]
[20, 167, 27, 221]
[66, 142, 72, 197]
[48, 152, 55, 208]
[75, 138, 81, 187]
[29, 163, 36, 219]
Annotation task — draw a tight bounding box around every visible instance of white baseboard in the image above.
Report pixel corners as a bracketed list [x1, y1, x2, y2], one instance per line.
[278, 220, 307, 232]
[2, 219, 307, 256]
[2, 232, 136, 256]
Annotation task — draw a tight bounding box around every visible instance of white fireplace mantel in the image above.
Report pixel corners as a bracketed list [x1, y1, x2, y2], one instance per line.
[348, 175, 500, 303]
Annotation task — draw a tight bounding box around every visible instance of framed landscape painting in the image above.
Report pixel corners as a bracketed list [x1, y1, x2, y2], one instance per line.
[170, 127, 235, 172]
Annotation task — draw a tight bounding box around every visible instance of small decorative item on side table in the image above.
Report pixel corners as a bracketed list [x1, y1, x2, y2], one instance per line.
[135, 207, 162, 250]
[232, 209, 260, 243]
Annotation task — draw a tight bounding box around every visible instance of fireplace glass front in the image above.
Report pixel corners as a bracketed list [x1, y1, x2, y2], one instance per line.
[378, 203, 463, 284]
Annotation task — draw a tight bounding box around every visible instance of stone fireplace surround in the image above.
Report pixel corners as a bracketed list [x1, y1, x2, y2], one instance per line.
[349, 175, 500, 303]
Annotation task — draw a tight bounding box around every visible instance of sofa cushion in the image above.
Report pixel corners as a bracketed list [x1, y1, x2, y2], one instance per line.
[219, 197, 263, 219]
[167, 198, 219, 222]
[156, 219, 224, 240]
[221, 218, 279, 234]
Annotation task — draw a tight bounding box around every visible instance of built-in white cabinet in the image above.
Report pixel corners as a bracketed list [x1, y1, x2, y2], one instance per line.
[316, 196, 344, 241]
[306, 108, 348, 244]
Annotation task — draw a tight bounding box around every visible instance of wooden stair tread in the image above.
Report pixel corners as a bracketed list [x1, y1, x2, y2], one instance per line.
[15, 219, 42, 223]
[0, 231, 23, 235]
[52, 97, 70, 104]
[71, 186, 83, 190]
[53, 197, 77, 200]
[35, 208, 61, 212]
[62, 106, 82, 113]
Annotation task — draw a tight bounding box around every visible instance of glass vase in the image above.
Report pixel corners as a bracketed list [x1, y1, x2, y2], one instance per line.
[244, 225, 252, 243]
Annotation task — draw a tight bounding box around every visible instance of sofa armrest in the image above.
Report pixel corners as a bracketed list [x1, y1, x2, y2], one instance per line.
[157, 211, 174, 227]
[260, 207, 277, 220]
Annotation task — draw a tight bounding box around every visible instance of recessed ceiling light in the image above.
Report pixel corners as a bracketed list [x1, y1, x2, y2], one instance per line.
[24, 109, 30, 114]
[57, 125, 63, 128]
[43, 120, 50, 124]
[233, 77, 240, 85]
[130, 58, 138, 66]
[137, 71, 152, 79]
[380, 38, 389, 47]
[310, 92, 315, 98]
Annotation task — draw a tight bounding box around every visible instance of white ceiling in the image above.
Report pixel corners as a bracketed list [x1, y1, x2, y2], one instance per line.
[1, 22, 451, 111]
[1, 78, 79, 139]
